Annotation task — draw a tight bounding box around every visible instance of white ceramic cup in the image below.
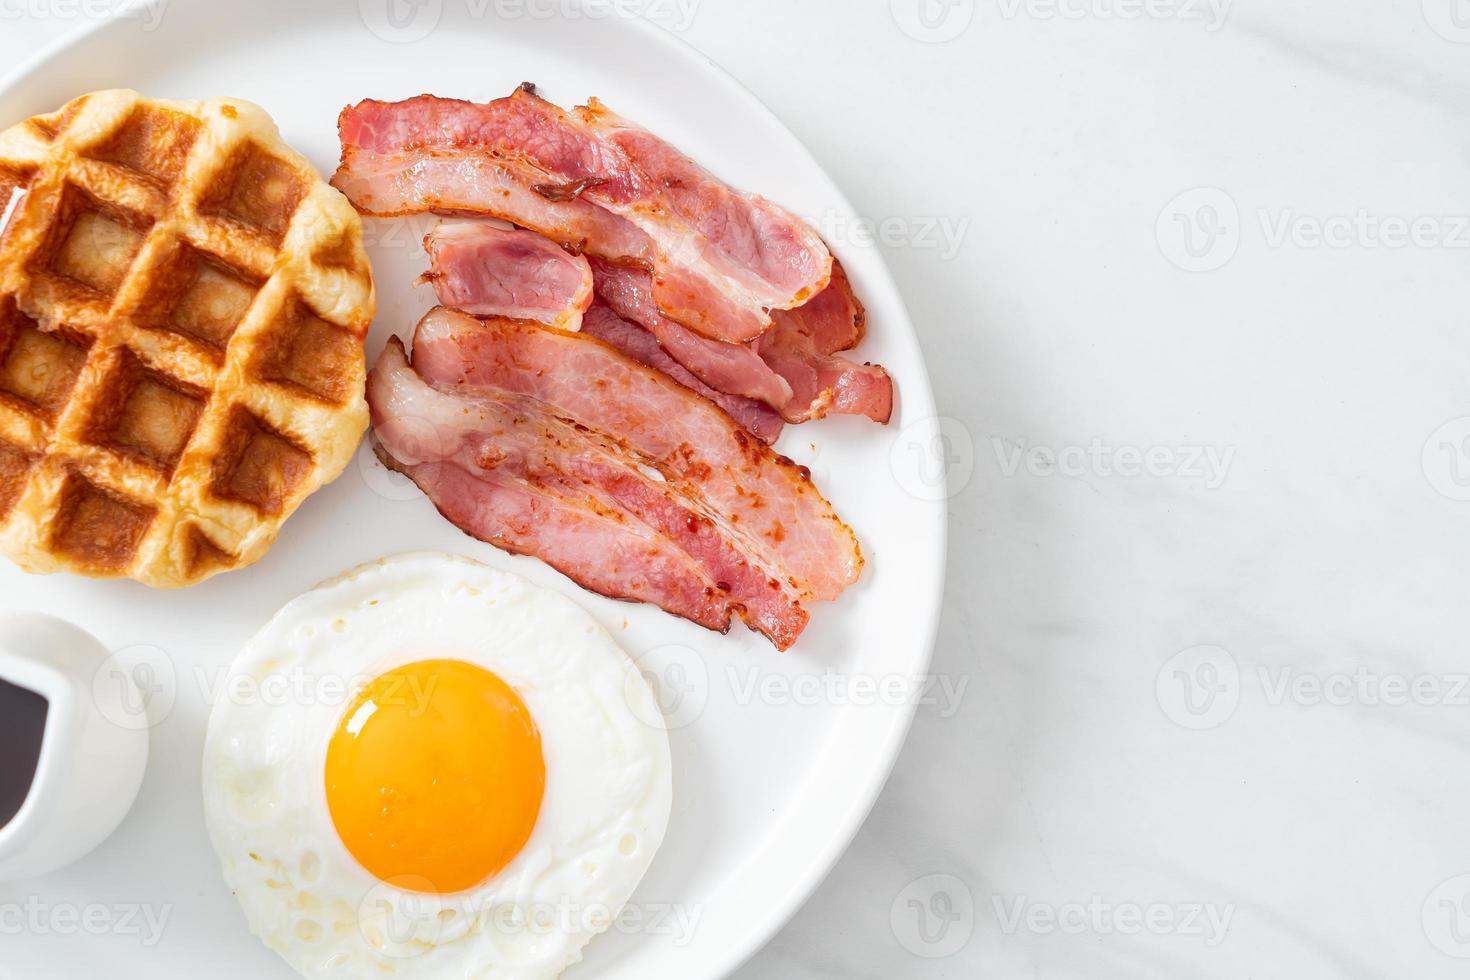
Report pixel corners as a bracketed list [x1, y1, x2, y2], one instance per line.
[0, 613, 149, 881]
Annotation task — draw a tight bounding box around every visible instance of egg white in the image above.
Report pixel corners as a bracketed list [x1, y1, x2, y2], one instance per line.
[202, 552, 673, 979]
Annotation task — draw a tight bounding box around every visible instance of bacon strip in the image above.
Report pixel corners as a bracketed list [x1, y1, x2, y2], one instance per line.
[370, 344, 733, 635]
[758, 263, 894, 424]
[410, 309, 863, 603]
[333, 138, 769, 344]
[422, 220, 592, 331]
[370, 335, 811, 647]
[573, 97, 831, 305]
[771, 259, 867, 355]
[413, 220, 784, 443]
[581, 303, 785, 445]
[590, 256, 793, 407]
[332, 143, 650, 256]
[333, 89, 832, 343]
[409, 190, 893, 427]
[594, 258, 894, 424]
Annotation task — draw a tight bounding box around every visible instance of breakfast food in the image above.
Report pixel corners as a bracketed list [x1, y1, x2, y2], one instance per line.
[420, 219, 784, 443]
[0, 90, 374, 587]
[203, 553, 672, 979]
[335, 85, 888, 646]
[336, 91, 893, 428]
[369, 309, 865, 650]
[591, 255, 891, 424]
[580, 302, 787, 444]
[333, 84, 829, 344]
[422, 220, 592, 331]
[422, 220, 891, 428]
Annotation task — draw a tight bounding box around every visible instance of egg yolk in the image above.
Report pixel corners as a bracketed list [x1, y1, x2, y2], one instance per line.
[325, 659, 545, 895]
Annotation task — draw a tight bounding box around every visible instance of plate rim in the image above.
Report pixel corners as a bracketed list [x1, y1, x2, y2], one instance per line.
[0, 5, 950, 978]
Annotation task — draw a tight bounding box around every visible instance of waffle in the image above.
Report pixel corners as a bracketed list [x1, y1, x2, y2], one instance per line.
[0, 90, 375, 588]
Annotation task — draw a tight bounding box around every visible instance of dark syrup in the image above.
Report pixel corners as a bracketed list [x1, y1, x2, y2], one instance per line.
[0, 677, 47, 829]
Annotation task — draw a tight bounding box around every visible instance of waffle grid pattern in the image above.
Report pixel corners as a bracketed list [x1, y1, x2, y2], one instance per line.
[0, 91, 375, 587]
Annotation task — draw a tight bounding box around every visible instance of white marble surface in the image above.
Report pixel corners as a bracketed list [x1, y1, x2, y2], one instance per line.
[6, 1, 1470, 977]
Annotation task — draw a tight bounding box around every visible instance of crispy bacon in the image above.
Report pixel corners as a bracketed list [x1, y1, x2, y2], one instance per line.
[412, 214, 893, 426]
[369, 343, 738, 636]
[422, 220, 593, 331]
[332, 135, 769, 344]
[594, 257, 894, 424]
[369, 332, 816, 648]
[581, 303, 785, 445]
[590, 257, 794, 407]
[772, 259, 867, 355]
[414, 219, 784, 443]
[409, 309, 863, 603]
[572, 96, 832, 305]
[341, 86, 893, 651]
[758, 263, 893, 424]
[334, 90, 832, 343]
[332, 141, 649, 254]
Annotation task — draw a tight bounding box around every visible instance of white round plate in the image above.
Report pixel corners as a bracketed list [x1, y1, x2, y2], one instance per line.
[0, 2, 946, 978]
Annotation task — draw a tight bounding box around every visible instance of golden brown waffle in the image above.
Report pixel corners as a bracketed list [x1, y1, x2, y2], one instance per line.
[0, 90, 375, 588]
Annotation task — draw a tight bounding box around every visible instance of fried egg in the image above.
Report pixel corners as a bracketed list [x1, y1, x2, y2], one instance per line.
[202, 553, 673, 978]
